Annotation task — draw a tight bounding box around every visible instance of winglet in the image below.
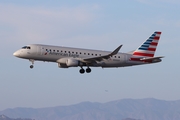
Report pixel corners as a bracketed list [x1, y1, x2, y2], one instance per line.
[109, 45, 123, 56]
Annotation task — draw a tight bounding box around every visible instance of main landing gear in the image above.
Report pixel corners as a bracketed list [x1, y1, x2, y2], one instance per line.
[29, 59, 34, 69]
[79, 67, 91, 74]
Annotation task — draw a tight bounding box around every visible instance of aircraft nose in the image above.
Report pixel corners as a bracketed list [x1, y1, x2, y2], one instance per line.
[13, 51, 19, 57]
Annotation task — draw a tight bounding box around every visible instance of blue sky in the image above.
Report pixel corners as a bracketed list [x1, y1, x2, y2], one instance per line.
[0, 0, 180, 111]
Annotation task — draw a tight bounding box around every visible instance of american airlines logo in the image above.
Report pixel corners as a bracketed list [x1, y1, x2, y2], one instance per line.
[44, 50, 79, 58]
[44, 49, 51, 55]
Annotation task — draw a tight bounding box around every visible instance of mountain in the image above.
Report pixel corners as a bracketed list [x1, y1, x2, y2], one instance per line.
[0, 114, 34, 120]
[0, 98, 180, 120]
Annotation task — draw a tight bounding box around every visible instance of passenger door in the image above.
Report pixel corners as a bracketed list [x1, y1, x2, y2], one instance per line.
[37, 46, 45, 55]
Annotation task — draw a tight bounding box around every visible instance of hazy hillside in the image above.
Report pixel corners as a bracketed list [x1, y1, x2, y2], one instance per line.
[0, 114, 34, 120]
[0, 98, 180, 120]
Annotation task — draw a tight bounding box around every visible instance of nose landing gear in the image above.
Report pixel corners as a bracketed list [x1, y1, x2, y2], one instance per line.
[30, 65, 34, 69]
[29, 59, 34, 69]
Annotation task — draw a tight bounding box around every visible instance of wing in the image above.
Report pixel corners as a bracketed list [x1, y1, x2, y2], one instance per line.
[81, 45, 123, 63]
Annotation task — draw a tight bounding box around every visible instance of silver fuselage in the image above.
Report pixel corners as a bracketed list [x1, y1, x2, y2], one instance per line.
[13, 44, 156, 68]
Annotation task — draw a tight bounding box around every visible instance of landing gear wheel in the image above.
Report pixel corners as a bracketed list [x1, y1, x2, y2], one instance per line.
[86, 68, 91, 73]
[79, 68, 85, 74]
[30, 65, 34, 69]
[29, 59, 34, 69]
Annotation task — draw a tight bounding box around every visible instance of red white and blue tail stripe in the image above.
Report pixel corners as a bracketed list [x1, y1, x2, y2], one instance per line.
[131, 31, 161, 61]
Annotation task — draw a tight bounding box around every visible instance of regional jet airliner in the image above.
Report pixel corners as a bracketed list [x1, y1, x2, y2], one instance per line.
[13, 31, 164, 74]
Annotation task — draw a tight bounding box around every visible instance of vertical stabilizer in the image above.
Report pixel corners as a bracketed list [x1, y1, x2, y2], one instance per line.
[132, 31, 161, 58]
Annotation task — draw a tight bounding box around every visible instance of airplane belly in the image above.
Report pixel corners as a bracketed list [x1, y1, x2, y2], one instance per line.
[102, 61, 124, 67]
[100, 54, 127, 67]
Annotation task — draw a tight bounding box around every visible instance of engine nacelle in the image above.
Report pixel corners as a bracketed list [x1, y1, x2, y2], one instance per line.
[57, 58, 81, 67]
[58, 63, 68, 68]
[66, 58, 79, 67]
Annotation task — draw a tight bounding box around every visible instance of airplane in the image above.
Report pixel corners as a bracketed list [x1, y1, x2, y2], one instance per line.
[13, 31, 164, 74]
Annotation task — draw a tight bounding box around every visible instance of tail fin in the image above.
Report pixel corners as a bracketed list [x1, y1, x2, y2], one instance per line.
[132, 31, 161, 58]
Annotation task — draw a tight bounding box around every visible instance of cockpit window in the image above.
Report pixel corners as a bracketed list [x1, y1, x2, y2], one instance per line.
[22, 46, 26, 49]
[22, 46, 31, 49]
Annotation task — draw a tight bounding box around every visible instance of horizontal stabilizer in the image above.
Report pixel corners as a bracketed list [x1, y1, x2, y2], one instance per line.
[140, 56, 164, 61]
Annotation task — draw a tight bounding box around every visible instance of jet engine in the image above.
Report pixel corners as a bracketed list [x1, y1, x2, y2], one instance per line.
[66, 58, 80, 67]
[57, 58, 82, 68]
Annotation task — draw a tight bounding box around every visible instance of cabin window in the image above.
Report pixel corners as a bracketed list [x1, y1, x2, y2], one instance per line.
[80, 52, 81, 54]
[68, 51, 70, 53]
[84, 53, 86, 55]
[95, 54, 97, 56]
[65, 51, 66, 53]
[115, 56, 116, 58]
[57, 50, 59, 52]
[49, 49, 51, 52]
[99, 54, 101, 56]
[72, 52, 74, 54]
[61, 50, 63, 52]
[88, 53, 90, 55]
[53, 50, 55, 52]
[76, 52, 78, 54]
[46, 49, 48, 51]
[118, 56, 120, 58]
